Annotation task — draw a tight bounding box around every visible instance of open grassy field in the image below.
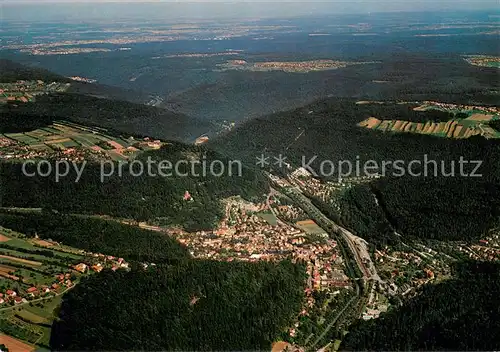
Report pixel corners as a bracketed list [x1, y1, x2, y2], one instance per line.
[3, 134, 39, 145]
[295, 220, 326, 235]
[467, 113, 495, 122]
[257, 212, 278, 226]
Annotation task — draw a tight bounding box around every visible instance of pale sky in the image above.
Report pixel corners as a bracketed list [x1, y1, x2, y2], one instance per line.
[2, 0, 499, 7]
[1, 0, 498, 21]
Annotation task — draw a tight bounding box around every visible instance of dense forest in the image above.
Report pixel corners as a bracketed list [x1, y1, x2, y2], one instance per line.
[0, 142, 269, 231]
[491, 119, 500, 132]
[311, 187, 399, 248]
[0, 211, 189, 262]
[341, 261, 500, 351]
[370, 175, 500, 241]
[0, 112, 55, 133]
[212, 98, 500, 244]
[50, 260, 306, 350]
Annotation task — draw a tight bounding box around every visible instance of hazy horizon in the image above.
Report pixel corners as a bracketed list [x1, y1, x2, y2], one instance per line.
[1, 1, 499, 21]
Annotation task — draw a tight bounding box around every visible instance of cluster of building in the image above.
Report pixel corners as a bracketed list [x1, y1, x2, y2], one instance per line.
[164, 51, 241, 58]
[457, 233, 500, 261]
[134, 137, 164, 150]
[0, 290, 28, 305]
[20, 48, 113, 56]
[0, 80, 70, 104]
[221, 59, 374, 73]
[374, 246, 451, 298]
[0, 258, 131, 307]
[0, 239, 131, 307]
[0, 144, 104, 162]
[68, 76, 97, 83]
[0, 272, 73, 306]
[0, 137, 16, 148]
[362, 286, 389, 321]
[273, 204, 308, 223]
[419, 101, 500, 114]
[464, 56, 500, 68]
[74, 254, 130, 274]
[0, 121, 165, 162]
[289, 169, 378, 204]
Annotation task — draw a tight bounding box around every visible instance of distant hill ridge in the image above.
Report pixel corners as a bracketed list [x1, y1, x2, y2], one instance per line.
[0, 60, 215, 143]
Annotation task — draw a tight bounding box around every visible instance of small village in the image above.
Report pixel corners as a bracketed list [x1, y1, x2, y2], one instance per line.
[0, 120, 165, 162]
[416, 101, 500, 114]
[457, 230, 500, 262]
[0, 80, 70, 104]
[173, 196, 354, 340]
[0, 229, 130, 309]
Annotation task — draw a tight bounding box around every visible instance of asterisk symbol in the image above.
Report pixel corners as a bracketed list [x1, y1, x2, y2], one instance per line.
[273, 154, 288, 168]
[256, 154, 270, 168]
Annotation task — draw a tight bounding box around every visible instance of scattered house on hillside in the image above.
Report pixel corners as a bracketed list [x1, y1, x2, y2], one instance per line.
[6, 290, 16, 297]
[184, 191, 193, 202]
[0, 298, 4, 304]
[424, 269, 435, 280]
[91, 263, 103, 273]
[190, 296, 200, 306]
[74, 263, 88, 273]
[27, 287, 38, 297]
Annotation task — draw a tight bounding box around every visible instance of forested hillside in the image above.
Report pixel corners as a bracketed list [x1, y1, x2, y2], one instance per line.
[0, 112, 54, 133]
[0, 59, 71, 83]
[1, 93, 213, 143]
[341, 261, 500, 351]
[0, 211, 189, 262]
[0, 59, 149, 104]
[0, 142, 269, 231]
[50, 260, 306, 350]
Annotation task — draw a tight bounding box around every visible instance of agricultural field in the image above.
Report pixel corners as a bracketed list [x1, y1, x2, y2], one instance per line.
[0, 226, 130, 349]
[0, 120, 167, 161]
[357, 107, 500, 140]
[0, 333, 36, 352]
